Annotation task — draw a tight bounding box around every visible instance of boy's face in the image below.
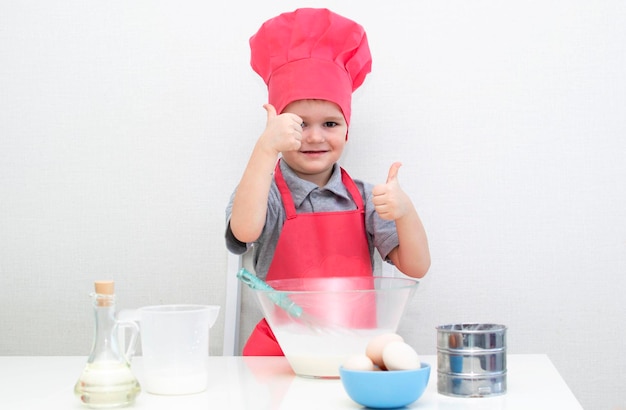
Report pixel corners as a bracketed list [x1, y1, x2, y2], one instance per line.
[281, 99, 348, 187]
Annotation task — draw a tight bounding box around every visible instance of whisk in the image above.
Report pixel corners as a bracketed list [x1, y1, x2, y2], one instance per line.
[236, 268, 303, 318]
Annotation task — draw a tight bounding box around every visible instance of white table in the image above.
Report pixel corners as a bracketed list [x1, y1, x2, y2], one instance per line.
[0, 354, 582, 409]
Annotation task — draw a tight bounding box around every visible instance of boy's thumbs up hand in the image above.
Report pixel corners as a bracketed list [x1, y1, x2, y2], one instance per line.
[373, 162, 411, 221]
[264, 103, 277, 121]
[261, 103, 302, 155]
[386, 161, 402, 184]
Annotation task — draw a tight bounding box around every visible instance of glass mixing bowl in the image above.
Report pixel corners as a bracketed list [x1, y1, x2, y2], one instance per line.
[250, 275, 419, 378]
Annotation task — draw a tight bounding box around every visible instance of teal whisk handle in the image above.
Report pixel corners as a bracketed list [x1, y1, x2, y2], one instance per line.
[237, 268, 303, 318]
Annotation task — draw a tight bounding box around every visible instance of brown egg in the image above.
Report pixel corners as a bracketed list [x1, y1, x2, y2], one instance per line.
[365, 333, 404, 369]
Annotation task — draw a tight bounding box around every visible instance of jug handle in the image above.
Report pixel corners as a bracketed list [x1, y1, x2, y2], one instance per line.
[116, 309, 141, 362]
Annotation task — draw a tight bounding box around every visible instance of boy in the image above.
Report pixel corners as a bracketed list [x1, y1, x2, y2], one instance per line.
[225, 8, 430, 355]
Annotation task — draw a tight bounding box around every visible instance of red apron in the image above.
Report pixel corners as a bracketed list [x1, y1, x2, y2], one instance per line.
[243, 161, 373, 356]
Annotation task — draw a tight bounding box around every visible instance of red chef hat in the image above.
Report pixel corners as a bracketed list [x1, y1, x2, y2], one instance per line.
[250, 8, 372, 125]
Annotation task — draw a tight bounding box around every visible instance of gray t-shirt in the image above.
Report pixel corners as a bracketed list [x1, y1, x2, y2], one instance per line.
[225, 161, 399, 280]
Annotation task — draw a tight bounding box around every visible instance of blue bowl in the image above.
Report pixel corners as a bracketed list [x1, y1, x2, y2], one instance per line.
[339, 363, 431, 409]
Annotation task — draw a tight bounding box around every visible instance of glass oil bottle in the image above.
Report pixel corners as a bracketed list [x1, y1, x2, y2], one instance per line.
[74, 281, 141, 408]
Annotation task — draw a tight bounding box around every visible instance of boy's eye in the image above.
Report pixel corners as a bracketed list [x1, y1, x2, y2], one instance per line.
[300, 121, 340, 128]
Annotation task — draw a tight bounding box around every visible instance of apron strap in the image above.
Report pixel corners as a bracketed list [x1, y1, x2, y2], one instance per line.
[274, 160, 297, 219]
[340, 167, 364, 210]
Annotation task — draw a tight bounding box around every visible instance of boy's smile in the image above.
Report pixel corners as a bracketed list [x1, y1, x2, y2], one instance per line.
[281, 99, 348, 187]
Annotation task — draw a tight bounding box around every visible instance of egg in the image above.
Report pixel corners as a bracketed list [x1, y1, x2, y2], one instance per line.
[365, 333, 404, 369]
[382, 341, 421, 371]
[343, 355, 375, 371]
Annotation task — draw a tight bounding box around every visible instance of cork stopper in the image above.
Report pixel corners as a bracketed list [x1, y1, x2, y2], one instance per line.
[94, 281, 115, 306]
[94, 280, 115, 295]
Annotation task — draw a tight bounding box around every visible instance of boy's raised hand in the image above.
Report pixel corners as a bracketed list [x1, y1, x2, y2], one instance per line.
[261, 104, 303, 155]
[372, 162, 412, 221]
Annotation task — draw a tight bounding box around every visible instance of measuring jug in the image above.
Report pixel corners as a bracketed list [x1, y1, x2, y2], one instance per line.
[120, 304, 220, 395]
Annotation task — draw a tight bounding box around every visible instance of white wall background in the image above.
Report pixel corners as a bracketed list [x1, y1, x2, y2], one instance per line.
[1, 1, 624, 409]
